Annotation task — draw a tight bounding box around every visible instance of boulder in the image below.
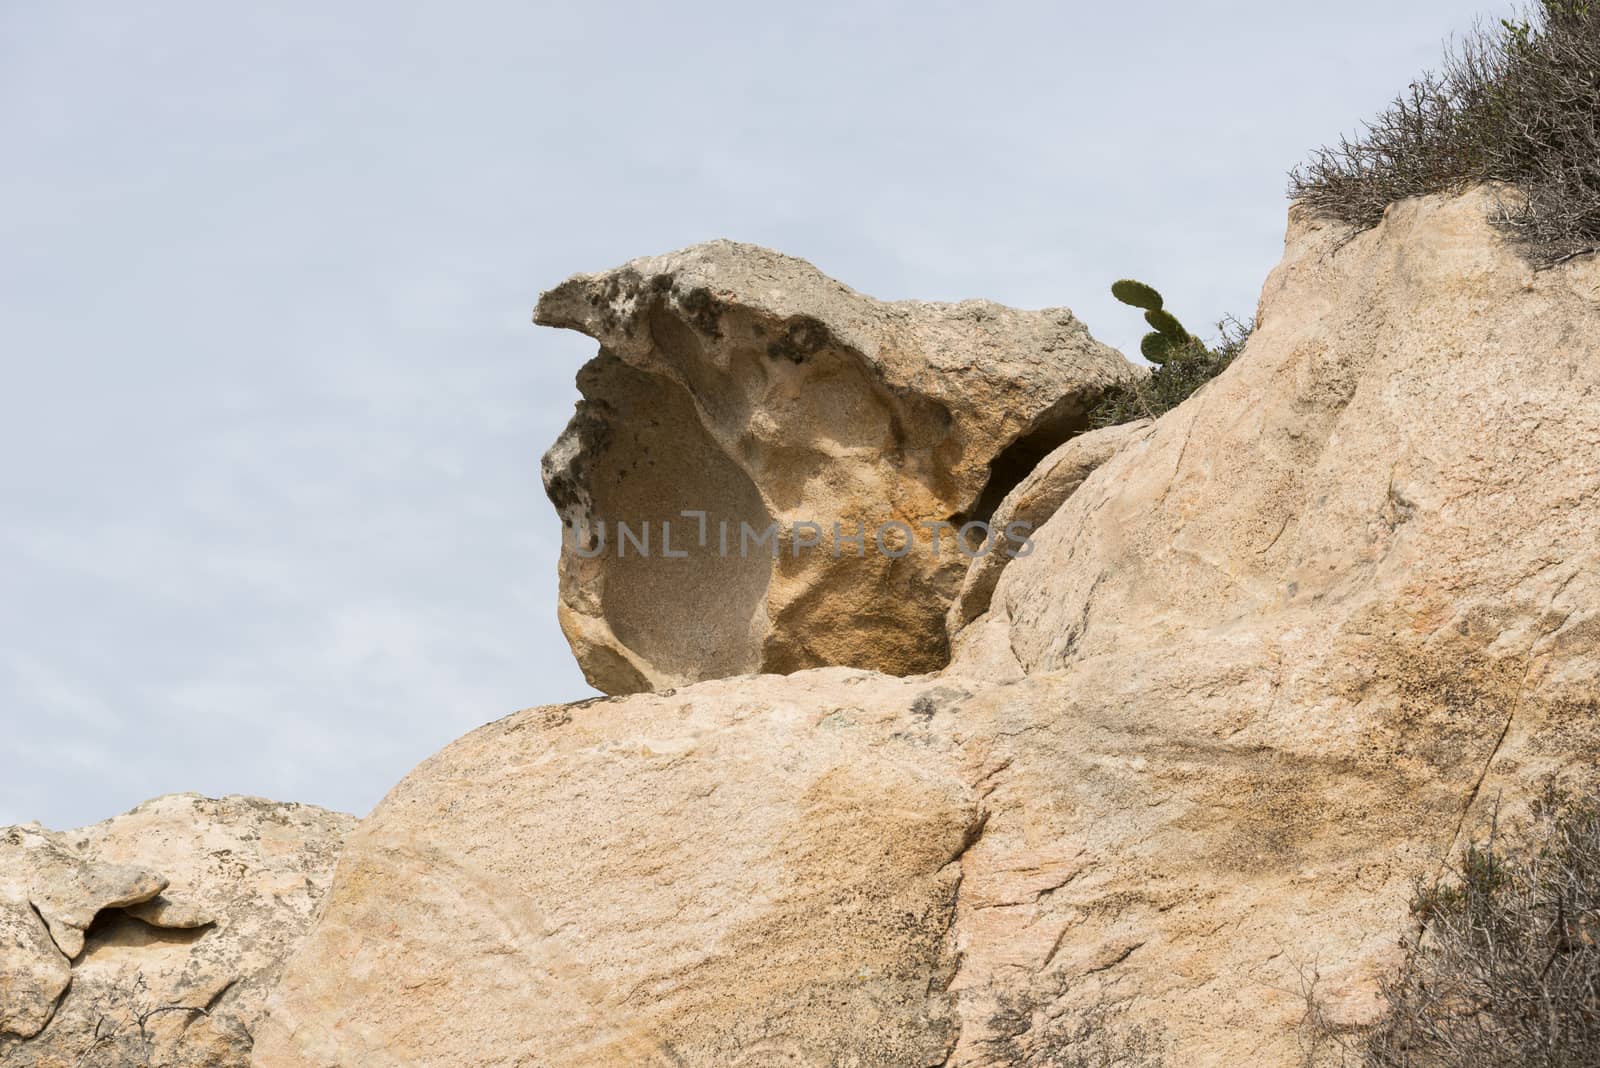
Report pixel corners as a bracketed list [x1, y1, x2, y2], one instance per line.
[0, 794, 353, 1068]
[946, 188, 1600, 1061]
[254, 673, 981, 1067]
[0, 898, 71, 1040]
[1, 824, 167, 967]
[257, 190, 1600, 1065]
[535, 241, 1139, 694]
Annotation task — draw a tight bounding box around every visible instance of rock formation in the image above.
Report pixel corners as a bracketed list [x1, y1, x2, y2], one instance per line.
[535, 240, 1140, 694]
[0, 794, 352, 1067]
[254, 189, 1600, 1066]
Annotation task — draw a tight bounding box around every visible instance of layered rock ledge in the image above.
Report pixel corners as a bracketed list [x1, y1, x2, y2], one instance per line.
[0, 795, 352, 1068]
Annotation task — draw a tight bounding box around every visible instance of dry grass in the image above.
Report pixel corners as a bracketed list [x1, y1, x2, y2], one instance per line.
[1289, 1, 1600, 266]
[1304, 789, 1600, 1066]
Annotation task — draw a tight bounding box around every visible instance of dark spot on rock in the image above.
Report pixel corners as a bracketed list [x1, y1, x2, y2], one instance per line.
[680, 287, 726, 338]
[766, 315, 831, 364]
[909, 685, 972, 721]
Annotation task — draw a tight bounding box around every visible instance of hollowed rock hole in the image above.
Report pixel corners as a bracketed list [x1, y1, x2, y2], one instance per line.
[82, 909, 212, 954]
[589, 359, 771, 681]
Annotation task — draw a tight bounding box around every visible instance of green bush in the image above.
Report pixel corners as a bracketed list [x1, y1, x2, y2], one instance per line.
[1090, 306, 1251, 429]
[1289, 1, 1600, 265]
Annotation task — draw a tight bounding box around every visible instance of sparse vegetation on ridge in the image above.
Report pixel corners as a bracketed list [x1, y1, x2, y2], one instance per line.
[1290, 0, 1600, 265]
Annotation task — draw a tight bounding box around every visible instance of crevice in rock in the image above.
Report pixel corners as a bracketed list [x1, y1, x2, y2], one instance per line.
[25, 900, 72, 1038]
[930, 807, 992, 1068]
[197, 976, 239, 1018]
[28, 899, 69, 961]
[83, 907, 213, 952]
[1438, 625, 1553, 874]
[963, 391, 1097, 525]
[1081, 940, 1144, 975]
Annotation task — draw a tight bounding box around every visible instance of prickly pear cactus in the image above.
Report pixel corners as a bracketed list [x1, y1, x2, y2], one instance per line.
[1112, 279, 1195, 364]
[1110, 279, 1164, 312]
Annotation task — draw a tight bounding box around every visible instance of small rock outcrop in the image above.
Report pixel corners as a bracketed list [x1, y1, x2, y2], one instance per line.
[945, 417, 1151, 640]
[255, 190, 1600, 1065]
[0, 794, 353, 1068]
[535, 240, 1139, 694]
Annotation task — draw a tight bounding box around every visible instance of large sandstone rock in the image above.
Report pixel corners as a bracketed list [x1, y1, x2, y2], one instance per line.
[255, 673, 982, 1067]
[0, 794, 353, 1068]
[257, 190, 1600, 1066]
[535, 241, 1139, 694]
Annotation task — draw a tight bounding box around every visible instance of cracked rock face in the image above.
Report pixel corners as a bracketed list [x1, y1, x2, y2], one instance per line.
[534, 240, 1139, 694]
[257, 191, 1600, 1065]
[0, 794, 353, 1068]
[0, 897, 72, 1041]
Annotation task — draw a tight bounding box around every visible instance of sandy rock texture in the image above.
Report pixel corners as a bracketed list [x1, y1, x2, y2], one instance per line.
[0, 794, 353, 1068]
[257, 189, 1600, 1066]
[2, 823, 168, 1041]
[945, 417, 1151, 639]
[255, 673, 982, 1068]
[535, 240, 1139, 695]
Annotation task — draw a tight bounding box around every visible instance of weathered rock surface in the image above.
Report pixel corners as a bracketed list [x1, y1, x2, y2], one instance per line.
[946, 418, 1151, 640]
[257, 190, 1600, 1066]
[0, 896, 72, 1040]
[255, 673, 981, 1067]
[0, 794, 353, 1067]
[535, 240, 1139, 695]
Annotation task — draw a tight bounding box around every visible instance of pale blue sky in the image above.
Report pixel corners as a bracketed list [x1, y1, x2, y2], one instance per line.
[2, 0, 1507, 828]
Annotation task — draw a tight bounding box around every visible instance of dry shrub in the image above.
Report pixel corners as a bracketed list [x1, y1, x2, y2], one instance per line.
[1289, 1, 1600, 265]
[1359, 790, 1600, 1066]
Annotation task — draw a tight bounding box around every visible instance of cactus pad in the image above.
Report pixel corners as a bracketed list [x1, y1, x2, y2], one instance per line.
[1111, 279, 1164, 311]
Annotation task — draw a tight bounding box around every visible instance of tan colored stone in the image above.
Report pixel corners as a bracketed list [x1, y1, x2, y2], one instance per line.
[947, 188, 1600, 1063]
[946, 418, 1152, 640]
[0, 898, 70, 1040]
[254, 672, 981, 1067]
[0, 822, 167, 1041]
[2, 823, 167, 962]
[0, 794, 353, 1067]
[535, 240, 1140, 694]
[258, 191, 1600, 1066]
